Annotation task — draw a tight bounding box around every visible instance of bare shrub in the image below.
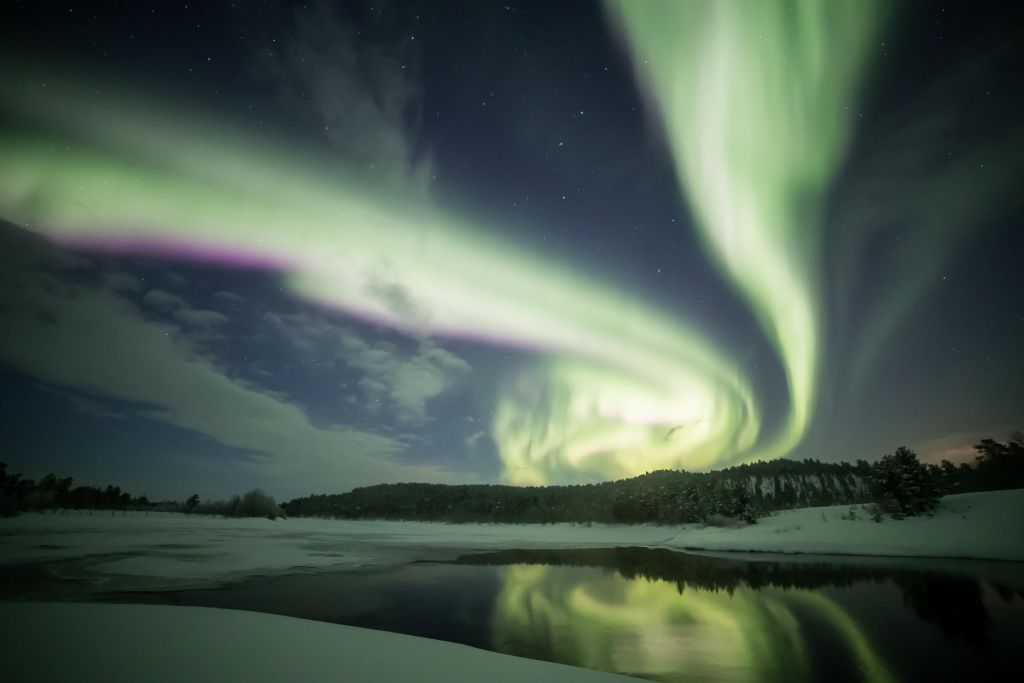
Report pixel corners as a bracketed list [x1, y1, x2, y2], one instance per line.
[195, 489, 283, 519]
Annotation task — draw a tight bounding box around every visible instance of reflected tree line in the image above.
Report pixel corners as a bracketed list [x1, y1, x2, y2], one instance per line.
[458, 546, 1021, 649]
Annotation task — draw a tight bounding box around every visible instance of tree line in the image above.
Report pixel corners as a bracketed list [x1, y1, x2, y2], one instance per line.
[282, 434, 1024, 525]
[3, 433, 1020, 523]
[0, 463, 282, 519]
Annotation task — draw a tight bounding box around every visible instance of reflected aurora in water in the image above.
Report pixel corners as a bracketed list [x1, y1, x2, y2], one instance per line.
[490, 564, 895, 683]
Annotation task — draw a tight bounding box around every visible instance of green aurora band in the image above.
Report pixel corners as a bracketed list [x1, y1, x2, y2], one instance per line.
[607, 0, 886, 457]
[1, 72, 760, 483]
[0, 1, 886, 482]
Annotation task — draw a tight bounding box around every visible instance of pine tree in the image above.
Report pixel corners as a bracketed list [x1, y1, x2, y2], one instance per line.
[870, 447, 941, 518]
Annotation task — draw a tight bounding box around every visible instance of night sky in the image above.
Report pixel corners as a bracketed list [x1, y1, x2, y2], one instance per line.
[1, 1, 1022, 500]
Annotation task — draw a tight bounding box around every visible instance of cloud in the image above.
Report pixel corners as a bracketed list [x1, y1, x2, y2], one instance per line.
[0, 224, 455, 495]
[103, 271, 143, 292]
[264, 310, 472, 424]
[387, 344, 471, 423]
[142, 287, 228, 337]
[142, 287, 186, 311]
[338, 329, 471, 424]
[257, 0, 431, 192]
[173, 308, 229, 328]
[212, 290, 245, 306]
[364, 272, 428, 326]
[465, 430, 486, 450]
[37, 385, 127, 421]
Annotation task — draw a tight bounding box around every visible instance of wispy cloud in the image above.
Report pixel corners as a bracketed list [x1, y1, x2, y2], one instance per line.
[141, 287, 186, 312]
[0, 223, 457, 495]
[465, 430, 487, 451]
[36, 384, 128, 421]
[263, 310, 472, 424]
[256, 0, 431, 192]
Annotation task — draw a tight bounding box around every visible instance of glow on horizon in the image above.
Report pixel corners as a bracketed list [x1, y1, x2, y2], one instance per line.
[0, 71, 766, 483]
[607, 0, 886, 458]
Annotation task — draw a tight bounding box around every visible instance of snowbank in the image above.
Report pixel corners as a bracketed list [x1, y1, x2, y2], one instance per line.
[0, 602, 637, 682]
[669, 489, 1024, 561]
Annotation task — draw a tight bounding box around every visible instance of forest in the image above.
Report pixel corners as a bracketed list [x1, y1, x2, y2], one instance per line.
[2, 434, 1021, 523]
[282, 436, 1024, 524]
[0, 466, 281, 519]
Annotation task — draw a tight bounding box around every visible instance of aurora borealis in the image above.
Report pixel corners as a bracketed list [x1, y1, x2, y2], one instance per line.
[608, 0, 885, 458]
[1, 1, 1022, 497]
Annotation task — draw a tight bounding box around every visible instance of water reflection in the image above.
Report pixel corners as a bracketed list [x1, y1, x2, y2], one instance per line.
[462, 548, 1021, 682]
[68, 546, 1023, 681]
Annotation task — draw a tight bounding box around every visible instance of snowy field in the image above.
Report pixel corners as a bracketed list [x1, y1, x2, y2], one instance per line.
[1, 490, 1022, 589]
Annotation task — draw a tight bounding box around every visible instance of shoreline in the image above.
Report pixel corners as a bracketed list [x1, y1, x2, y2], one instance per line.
[1, 490, 1021, 581]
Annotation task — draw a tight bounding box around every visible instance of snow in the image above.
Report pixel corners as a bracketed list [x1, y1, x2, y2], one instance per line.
[671, 489, 1024, 561]
[0, 512, 682, 584]
[1, 490, 1021, 588]
[0, 602, 637, 683]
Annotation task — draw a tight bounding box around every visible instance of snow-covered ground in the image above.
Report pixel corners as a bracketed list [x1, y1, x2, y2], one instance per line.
[1, 490, 1021, 588]
[0, 509, 683, 585]
[1, 490, 1021, 682]
[0, 602, 637, 682]
[672, 489, 1024, 561]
